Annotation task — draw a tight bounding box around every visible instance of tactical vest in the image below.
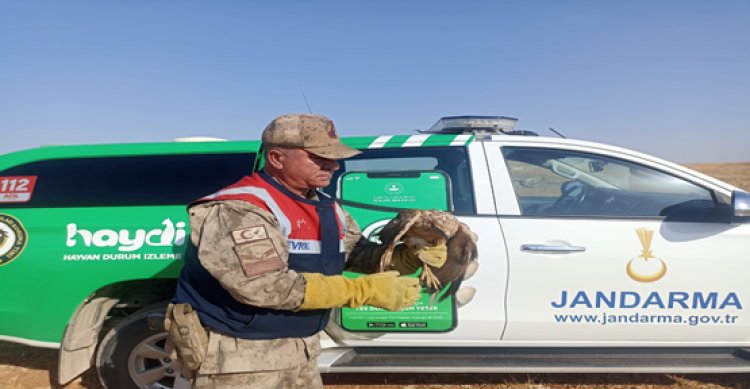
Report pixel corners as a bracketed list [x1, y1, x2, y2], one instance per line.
[173, 171, 347, 339]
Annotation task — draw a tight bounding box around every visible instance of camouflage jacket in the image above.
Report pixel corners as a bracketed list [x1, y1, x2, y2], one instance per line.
[188, 197, 380, 373]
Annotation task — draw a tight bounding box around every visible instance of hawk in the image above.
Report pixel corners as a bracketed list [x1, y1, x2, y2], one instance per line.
[377, 209, 478, 303]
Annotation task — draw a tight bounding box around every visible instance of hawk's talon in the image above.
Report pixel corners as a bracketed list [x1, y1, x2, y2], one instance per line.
[419, 265, 442, 291]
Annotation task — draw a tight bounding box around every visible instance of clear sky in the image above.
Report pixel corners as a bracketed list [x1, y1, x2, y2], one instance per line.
[1, 1, 748, 163]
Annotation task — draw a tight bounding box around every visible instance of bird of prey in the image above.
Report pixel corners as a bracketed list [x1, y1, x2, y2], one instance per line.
[377, 209, 478, 303]
[0, 230, 8, 247]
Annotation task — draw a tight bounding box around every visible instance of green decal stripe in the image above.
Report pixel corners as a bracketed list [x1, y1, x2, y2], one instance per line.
[342, 136, 379, 149]
[383, 135, 412, 148]
[359, 134, 476, 149]
[463, 134, 476, 144]
[415, 134, 475, 147]
[421, 135, 451, 147]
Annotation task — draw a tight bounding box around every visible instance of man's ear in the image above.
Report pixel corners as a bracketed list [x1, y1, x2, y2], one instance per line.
[265, 148, 286, 170]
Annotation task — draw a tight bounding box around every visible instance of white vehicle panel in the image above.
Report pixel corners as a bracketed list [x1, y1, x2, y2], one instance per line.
[467, 141, 497, 214]
[500, 218, 750, 345]
[484, 142, 521, 215]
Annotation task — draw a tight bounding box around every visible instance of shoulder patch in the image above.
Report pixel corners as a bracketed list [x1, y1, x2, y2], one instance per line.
[231, 226, 269, 244]
[233, 238, 284, 277]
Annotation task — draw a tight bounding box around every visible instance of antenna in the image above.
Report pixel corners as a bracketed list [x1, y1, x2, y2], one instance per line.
[297, 84, 313, 113]
[548, 127, 567, 138]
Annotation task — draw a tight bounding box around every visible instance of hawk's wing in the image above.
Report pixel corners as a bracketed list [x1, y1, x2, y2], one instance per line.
[431, 223, 478, 302]
[376, 209, 423, 271]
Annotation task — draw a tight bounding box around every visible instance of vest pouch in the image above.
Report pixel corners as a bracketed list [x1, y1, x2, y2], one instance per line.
[164, 303, 208, 371]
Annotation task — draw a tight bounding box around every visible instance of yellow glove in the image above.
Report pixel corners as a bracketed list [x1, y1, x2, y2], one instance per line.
[299, 271, 420, 311]
[388, 241, 448, 275]
[414, 241, 447, 268]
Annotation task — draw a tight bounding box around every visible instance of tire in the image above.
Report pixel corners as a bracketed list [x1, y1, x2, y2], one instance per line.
[96, 302, 192, 389]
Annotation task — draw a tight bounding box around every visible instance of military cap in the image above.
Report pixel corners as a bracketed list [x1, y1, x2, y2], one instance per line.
[262, 114, 361, 159]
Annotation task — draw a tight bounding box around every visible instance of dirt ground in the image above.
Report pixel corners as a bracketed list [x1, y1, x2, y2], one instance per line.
[3, 162, 749, 389]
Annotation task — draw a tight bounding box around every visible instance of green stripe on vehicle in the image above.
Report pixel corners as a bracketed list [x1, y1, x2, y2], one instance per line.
[360, 134, 475, 149]
[383, 135, 412, 148]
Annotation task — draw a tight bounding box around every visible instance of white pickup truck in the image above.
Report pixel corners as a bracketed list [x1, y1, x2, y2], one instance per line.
[1, 115, 749, 388]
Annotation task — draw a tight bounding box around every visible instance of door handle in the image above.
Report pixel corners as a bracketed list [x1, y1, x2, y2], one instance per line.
[520, 244, 586, 253]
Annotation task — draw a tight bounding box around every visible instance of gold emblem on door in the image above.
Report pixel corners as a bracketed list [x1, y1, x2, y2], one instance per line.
[626, 228, 667, 283]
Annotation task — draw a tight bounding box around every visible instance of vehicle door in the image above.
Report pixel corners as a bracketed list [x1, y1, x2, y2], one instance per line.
[485, 140, 750, 344]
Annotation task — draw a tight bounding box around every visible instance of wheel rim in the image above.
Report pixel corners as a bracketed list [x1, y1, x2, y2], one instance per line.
[127, 332, 192, 389]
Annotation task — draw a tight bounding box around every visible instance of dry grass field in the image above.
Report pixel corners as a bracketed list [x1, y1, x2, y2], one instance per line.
[685, 162, 750, 192]
[2, 162, 748, 389]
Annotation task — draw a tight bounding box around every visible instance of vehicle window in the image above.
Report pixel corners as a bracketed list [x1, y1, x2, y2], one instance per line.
[0, 153, 255, 207]
[322, 147, 475, 213]
[502, 147, 728, 221]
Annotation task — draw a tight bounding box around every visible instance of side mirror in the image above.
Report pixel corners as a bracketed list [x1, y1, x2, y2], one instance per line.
[731, 190, 750, 223]
[588, 160, 607, 173]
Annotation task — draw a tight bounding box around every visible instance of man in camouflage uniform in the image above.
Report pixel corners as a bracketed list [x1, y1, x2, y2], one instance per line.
[171, 114, 441, 388]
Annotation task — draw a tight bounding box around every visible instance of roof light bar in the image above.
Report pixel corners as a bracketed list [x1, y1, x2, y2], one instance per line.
[423, 115, 520, 134]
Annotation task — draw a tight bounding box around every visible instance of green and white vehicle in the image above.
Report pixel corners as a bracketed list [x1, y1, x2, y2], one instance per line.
[1, 116, 749, 389]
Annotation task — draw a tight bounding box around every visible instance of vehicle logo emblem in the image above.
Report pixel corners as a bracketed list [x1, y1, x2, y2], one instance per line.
[384, 183, 404, 195]
[626, 227, 666, 282]
[0, 214, 28, 266]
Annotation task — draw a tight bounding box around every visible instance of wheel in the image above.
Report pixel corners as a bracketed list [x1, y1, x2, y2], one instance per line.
[96, 302, 192, 389]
